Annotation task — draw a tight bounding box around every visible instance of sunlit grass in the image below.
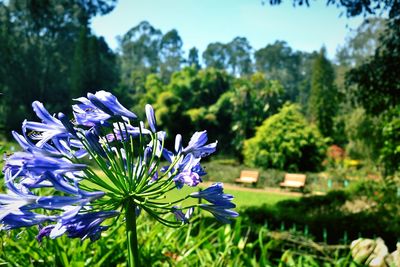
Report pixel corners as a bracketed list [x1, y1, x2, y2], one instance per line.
[162, 184, 299, 209]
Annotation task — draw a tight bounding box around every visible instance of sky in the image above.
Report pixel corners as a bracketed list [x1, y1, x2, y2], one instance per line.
[91, 0, 365, 60]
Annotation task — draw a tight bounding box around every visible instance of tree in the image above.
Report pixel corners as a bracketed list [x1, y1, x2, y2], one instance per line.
[165, 67, 231, 111]
[344, 107, 381, 161]
[297, 51, 318, 109]
[187, 47, 201, 70]
[141, 74, 165, 106]
[202, 42, 229, 70]
[203, 37, 252, 76]
[118, 21, 163, 109]
[308, 48, 338, 138]
[119, 21, 162, 84]
[228, 73, 284, 154]
[336, 18, 386, 68]
[264, 0, 400, 19]
[254, 41, 306, 102]
[71, 26, 119, 99]
[151, 67, 231, 142]
[243, 104, 326, 172]
[345, 18, 400, 175]
[0, 0, 117, 136]
[380, 106, 400, 176]
[346, 19, 400, 115]
[159, 29, 184, 82]
[226, 37, 253, 76]
[187, 72, 284, 156]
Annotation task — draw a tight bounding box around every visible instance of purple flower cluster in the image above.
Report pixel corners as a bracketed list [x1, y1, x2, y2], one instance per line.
[1, 90, 238, 242]
[1, 91, 126, 241]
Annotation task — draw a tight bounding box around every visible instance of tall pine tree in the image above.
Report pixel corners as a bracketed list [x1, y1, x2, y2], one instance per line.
[187, 47, 201, 70]
[308, 48, 338, 138]
[71, 25, 119, 99]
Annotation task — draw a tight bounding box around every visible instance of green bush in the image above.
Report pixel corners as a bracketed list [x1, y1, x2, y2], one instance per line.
[380, 105, 400, 176]
[243, 104, 327, 172]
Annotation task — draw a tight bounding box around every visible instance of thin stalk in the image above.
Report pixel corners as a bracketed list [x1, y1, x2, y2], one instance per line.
[125, 198, 140, 267]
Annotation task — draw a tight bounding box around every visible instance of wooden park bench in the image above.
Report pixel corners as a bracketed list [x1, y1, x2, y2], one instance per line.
[280, 173, 307, 191]
[234, 170, 259, 186]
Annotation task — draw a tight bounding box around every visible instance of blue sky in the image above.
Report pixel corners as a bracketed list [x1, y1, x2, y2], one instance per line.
[91, 0, 364, 59]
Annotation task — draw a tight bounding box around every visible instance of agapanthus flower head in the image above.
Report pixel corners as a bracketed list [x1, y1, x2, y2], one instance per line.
[0, 90, 237, 245]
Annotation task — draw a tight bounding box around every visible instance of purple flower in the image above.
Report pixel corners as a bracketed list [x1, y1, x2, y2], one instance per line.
[3, 152, 86, 179]
[36, 225, 54, 242]
[182, 131, 217, 158]
[175, 134, 182, 153]
[12, 131, 62, 157]
[162, 151, 208, 189]
[145, 104, 157, 133]
[0, 194, 37, 221]
[16, 171, 80, 196]
[87, 91, 137, 119]
[191, 163, 207, 177]
[171, 206, 193, 223]
[85, 130, 106, 158]
[190, 183, 235, 208]
[199, 204, 238, 224]
[39, 210, 119, 241]
[106, 122, 151, 142]
[148, 162, 159, 183]
[10, 113, 87, 170]
[57, 112, 77, 137]
[1, 177, 104, 222]
[162, 148, 174, 163]
[23, 101, 75, 148]
[143, 147, 152, 163]
[172, 155, 204, 189]
[73, 97, 111, 126]
[34, 194, 103, 210]
[1, 210, 52, 230]
[161, 134, 183, 164]
[173, 171, 201, 189]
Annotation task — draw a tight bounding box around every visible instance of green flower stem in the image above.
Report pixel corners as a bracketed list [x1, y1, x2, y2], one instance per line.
[79, 136, 127, 193]
[125, 198, 140, 267]
[141, 205, 182, 228]
[138, 180, 176, 198]
[139, 155, 181, 192]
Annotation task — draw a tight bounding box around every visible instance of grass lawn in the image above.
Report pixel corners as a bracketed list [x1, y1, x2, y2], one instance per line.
[223, 188, 299, 208]
[162, 184, 299, 209]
